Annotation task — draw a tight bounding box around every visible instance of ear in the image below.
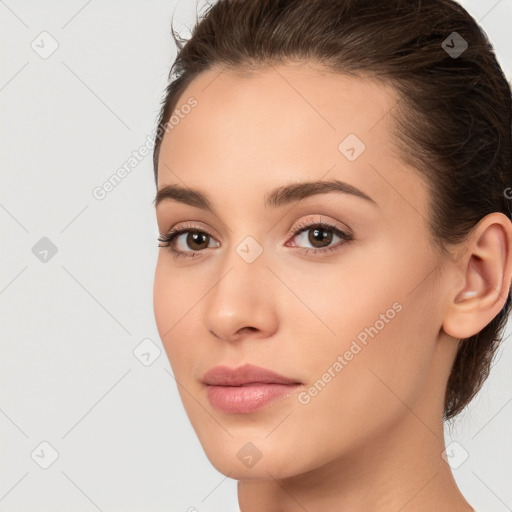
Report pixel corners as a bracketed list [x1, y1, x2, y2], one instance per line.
[442, 212, 512, 340]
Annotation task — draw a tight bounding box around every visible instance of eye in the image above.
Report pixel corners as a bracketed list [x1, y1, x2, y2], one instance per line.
[158, 222, 220, 260]
[158, 217, 354, 260]
[286, 217, 354, 256]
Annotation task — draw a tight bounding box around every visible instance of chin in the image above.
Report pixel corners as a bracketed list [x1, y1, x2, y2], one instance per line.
[194, 430, 313, 481]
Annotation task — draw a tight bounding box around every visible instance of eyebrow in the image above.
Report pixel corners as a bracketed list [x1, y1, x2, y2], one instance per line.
[153, 178, 377, 212]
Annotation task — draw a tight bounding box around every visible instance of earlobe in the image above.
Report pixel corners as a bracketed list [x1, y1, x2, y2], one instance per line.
[442, 213, 512, 340]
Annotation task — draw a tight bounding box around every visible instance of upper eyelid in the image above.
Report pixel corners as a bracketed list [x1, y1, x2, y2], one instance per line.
[292, 215, 351, 233]
[163, 218, 349, 243]
[165, 221, 222, 239]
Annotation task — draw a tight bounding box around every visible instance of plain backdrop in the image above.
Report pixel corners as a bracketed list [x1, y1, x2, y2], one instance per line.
[1, 1, 511, 511]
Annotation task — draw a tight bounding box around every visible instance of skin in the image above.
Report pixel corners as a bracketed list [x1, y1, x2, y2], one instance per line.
[153, 62, 512, 512]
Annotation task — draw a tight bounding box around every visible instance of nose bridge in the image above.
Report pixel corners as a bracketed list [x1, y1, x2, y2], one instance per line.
[204, 233, 277, 339]
[212, 234, 269, 306]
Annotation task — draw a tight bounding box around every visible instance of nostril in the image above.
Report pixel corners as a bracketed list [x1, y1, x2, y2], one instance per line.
[238, 326, 257, 335]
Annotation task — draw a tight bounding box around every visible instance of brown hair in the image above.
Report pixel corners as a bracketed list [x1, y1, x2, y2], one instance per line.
[152, 0, 512, 420]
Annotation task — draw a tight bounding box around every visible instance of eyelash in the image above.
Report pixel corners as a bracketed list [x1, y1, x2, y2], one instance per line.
[157, 219, 354, 260]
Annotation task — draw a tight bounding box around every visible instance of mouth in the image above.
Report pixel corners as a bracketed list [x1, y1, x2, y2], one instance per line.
[202, 363, 303, 414]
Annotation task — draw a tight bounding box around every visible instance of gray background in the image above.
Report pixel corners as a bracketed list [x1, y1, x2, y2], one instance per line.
[1, 1, 511, 511]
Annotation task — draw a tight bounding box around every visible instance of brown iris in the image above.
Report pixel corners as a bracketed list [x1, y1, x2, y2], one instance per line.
[308, 226, 334, 248]
[187, 231, 210, 250]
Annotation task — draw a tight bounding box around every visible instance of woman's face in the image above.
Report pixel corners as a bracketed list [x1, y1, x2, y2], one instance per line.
[153, 63, 455, 479]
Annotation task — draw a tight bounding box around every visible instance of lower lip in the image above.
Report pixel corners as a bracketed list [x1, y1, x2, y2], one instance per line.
[206, 383, 301, 414]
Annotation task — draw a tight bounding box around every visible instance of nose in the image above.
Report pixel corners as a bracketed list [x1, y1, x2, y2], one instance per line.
[204, 246, 279, 343]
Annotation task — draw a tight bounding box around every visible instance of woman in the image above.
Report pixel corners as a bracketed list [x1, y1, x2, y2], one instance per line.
[152, 0, 512, 510]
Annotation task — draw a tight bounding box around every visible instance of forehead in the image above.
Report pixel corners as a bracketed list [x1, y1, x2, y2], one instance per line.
[156, 63, 427, 223]
[169, 61, 399, 128]
[159, 62, 400, 166]
[169, 63, 399, 138]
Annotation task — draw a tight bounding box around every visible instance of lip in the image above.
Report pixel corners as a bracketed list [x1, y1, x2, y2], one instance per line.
[202, 363, 301, 386]
[202, 364, 302, 414]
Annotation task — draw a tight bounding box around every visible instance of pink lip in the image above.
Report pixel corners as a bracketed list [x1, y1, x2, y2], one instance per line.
[202, 364, 302, 414]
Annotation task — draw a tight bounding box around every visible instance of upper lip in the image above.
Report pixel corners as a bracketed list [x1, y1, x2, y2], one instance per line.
[202, 363, 301, 386]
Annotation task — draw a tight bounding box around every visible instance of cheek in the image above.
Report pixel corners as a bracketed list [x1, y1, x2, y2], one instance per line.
[291, 296, 437, 467]
[153, 258, 195, 371]
[153, 260, 172, 342]
[287, 239, 439, 425]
